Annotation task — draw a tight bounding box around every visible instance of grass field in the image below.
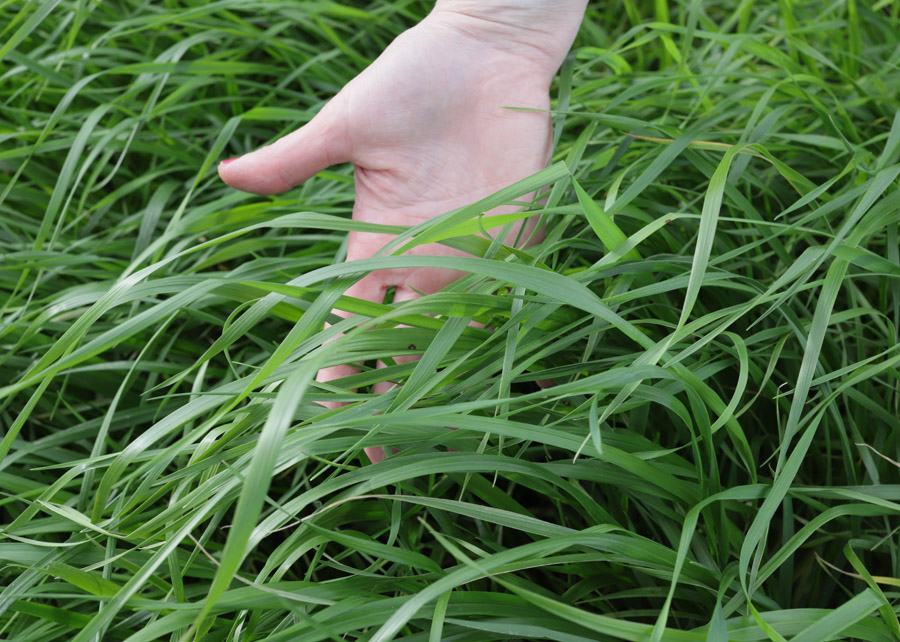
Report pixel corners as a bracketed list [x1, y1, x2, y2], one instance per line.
[2, 1, 900, 640]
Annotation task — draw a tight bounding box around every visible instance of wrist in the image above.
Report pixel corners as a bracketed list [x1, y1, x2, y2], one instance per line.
[429, 0, 586, 77]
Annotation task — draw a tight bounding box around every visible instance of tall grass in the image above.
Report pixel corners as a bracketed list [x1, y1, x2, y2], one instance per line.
[2, 1, 900, 640]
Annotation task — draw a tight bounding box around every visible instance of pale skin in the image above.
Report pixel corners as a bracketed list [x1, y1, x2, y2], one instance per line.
[218, 1, 588, 462]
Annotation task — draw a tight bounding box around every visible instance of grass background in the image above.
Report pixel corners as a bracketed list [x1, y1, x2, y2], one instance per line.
[2, 0, 900, 640]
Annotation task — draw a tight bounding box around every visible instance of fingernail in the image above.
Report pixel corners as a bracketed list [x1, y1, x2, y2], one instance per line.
[220, 157, 239, 166]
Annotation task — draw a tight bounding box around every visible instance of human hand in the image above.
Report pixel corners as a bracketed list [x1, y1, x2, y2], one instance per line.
[218, 6, 583, 462]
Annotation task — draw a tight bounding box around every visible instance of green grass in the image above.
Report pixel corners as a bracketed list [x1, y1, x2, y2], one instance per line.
[2, 0, 900, 640]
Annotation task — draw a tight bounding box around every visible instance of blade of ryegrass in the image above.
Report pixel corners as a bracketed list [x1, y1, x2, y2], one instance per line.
[184, 359, 321, 638]
[0, 0, 63, 63]
[572, 177, 641, 260]
[786, 589, 883, 642]
[843, 543, 900, 638]
[595, 144, 743, 431]
[420, 522, 705, 642]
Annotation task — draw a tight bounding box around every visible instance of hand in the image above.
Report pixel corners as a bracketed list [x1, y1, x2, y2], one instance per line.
[218, 9, 570, 462]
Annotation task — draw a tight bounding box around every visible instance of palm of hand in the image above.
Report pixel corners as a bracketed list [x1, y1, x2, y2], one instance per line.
[327, 18, 552, 297]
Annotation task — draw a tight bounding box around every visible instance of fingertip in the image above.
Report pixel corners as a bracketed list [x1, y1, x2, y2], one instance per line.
[217, 156, 244, 189]
[217, 154, 281, 195]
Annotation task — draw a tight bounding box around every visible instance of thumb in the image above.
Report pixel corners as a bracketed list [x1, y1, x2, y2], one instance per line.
[218, 109, 349, 195]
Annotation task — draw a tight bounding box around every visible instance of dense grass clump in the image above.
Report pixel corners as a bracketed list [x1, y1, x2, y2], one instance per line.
[2, 1, 900, 640]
